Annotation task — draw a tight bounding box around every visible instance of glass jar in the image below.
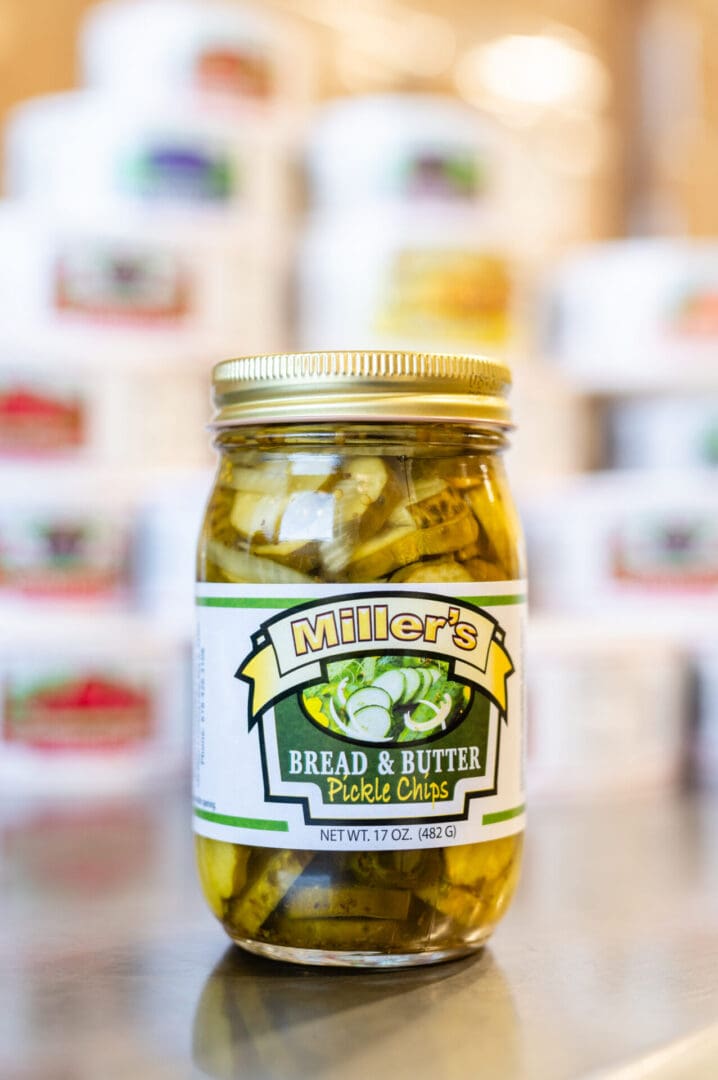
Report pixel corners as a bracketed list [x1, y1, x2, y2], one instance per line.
[194, 351, 526, 968]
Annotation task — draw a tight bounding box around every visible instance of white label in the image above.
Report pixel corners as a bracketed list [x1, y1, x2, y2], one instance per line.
[193, 581, 526, 851]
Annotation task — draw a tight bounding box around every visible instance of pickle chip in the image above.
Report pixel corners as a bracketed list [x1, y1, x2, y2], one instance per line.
[407, 484, 467, 529]
[268, 915, 405, 950]
[206, 540, 316, 584]
[228, 850, 315, 935]
[196, 837, 249, 918]
[347, 849, 441, 888]
[481, 847, 523, 924]
[465, 482, 522, 578]
[390, 558, 474, 583]
[443, 836, 518, 889]
[414, 881, 484, 927]
[321, 458, 403, 575]
[282, 885, 411, 920]
[346, 511, 479, 581]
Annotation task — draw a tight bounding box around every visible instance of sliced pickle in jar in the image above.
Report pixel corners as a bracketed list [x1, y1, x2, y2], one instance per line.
[465, 481, 522, 578]
[320, 458, 403, 575]
[443, 836, 516, 889]
[267, 915, 406, 950]
[196, 837, 249, 918]
[345, 509, 479, 581]
[251, 539, 319, 574]
[227, 850, 315, 936]
[414, 881, 485, 928]
[407, 483, 467, 529]
[281, 885, 411, 920]
[230, 492, 286, 545]
[481, 844, 523, 924]
[347, 849, 441, 889]
[206, 539, 316, 584]
[231, 457, 339, 496]
[390, 558, 474, 583]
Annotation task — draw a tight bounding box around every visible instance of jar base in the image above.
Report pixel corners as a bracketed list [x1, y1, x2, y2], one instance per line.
[230, 936, 485, 969]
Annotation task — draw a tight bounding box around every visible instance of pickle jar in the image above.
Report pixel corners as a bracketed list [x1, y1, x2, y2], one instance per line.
[194, 351, 526, 968]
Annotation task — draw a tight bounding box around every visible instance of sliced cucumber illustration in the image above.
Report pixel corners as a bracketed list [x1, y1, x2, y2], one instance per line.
[345, 686, 393, 718]
[350, 705, 393, 740]
[399, 667, 422, 704]
[371, 669, 406, 705]
[304, 656, 469, 744]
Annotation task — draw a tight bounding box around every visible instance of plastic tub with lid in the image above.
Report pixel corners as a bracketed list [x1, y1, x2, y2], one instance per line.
[0, 201, 288, 357]
[306, 94, 505, 215]
[80, 0, 314, 110]
[547, 239, 718, 384]
[0, 465, 140, 610]
[525, 471, 718, 615]
[0, 612, 190, 795]
[610, 396, 718, 470]
[298, 206, 519, 356]
[0, 347, 214, 466]
[6, 91, 292, 223]
[527, 617, 688, 800]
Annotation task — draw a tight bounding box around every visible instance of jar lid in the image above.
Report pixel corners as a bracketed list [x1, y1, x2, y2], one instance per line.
[211, 350, 512, 427]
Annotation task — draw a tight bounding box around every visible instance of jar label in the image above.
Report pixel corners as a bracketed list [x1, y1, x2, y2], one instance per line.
[194, 581, 526, 851]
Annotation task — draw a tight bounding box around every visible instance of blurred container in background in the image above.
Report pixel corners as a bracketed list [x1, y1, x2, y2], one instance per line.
[548, 239, 718, 387]
[527, 618, 688, 800]
[525, 471, 718, 618]
[0, 613, 189, 795]
[5, 91, 293, 228]
[80, 0, 315, 111]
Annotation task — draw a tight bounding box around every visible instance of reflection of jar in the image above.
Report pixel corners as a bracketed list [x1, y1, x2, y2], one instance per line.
[193, 946, 520, 1078]
[194, 351, 526, 967]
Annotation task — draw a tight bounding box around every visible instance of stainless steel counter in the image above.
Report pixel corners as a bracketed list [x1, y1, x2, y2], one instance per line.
[2, 788, 717, 1079]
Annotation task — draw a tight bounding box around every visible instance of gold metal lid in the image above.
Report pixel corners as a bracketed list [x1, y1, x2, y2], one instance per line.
[211, 351, 512, 428]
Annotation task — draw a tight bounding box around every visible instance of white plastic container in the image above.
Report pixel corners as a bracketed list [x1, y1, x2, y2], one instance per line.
[0, 348, 213, 466]
[299, 206, 518, 355]
[527, 617, 688, 799]
[548, 240, 718, 385]
[610, 396, 718, 469]
[0, 465, 138, 610]
[694, 647, 718, 788]
[80, 0, 313, 109]
[0, 612, 190, 795]
[525, 471, 718, 615]
[135, 468, 212, 628]
[307, 94, 504, 214]
[6, 91, 291, 223]
[0, 202, 287, 357]
[508, 362, 597, 492]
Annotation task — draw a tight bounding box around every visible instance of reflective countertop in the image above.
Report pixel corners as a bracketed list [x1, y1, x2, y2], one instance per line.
[2, 787, 717, 1080]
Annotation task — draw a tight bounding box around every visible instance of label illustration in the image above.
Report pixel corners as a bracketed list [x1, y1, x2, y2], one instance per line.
[194, 582, 525, 851]
[400, 151, 487, 200]
[611, 516, 718, 590]
[0, 382, 85, 455]
[123, 142, 237, 203]
[54, 243, 191, 324]
[194, 47, 273, 99]
[4, 672, 153, 751]
[375, 250, 512, 347]
[668, 284, 718, 338]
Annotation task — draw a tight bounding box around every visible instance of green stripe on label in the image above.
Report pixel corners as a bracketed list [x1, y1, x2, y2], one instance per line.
[196, 597, 306, 609]
[198, 594, 526, 610]
[482, 803, 526, 825]
[194, 808, 289, 831]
